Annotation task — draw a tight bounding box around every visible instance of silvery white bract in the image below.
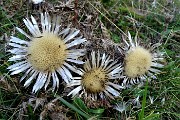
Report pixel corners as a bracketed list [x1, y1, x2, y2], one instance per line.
[32, 0, 44, 4]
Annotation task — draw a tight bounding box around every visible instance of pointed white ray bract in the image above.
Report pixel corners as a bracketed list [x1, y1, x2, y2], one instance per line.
[10, 36, 29, 45]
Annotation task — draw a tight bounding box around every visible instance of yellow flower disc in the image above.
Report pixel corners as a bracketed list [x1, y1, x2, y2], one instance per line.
[124, 46, 152, 78]
[82, 68, 107, 93]
[27, 33, 68, 72]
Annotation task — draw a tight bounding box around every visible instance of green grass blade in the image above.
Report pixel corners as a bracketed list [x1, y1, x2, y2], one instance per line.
[58, 97, 91, 119]
[138, 80, 148, 120]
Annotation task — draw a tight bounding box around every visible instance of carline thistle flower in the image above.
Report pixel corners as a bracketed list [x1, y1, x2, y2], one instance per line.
[7, 12, 86, 93]
[122, 32, 164, 87]
[67, 51, 124, 100]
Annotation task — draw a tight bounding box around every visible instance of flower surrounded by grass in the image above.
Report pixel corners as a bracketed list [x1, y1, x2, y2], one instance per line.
[67, 51, 124, 100]
[122, 32, 164, 87]
[7, 12, 86, 93]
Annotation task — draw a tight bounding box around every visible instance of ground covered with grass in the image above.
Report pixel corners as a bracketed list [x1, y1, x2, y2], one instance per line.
[0, 0, 180, 120]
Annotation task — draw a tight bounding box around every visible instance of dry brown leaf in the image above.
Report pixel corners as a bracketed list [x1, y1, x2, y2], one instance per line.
[0, 76, 12, 92]
[100, 20, 111, 40]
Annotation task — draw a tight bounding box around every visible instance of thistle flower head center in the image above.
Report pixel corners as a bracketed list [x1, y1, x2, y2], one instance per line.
[82, 68, 107, 93]
[125, 46, 152, 78]
[27, 33, 68, 72]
